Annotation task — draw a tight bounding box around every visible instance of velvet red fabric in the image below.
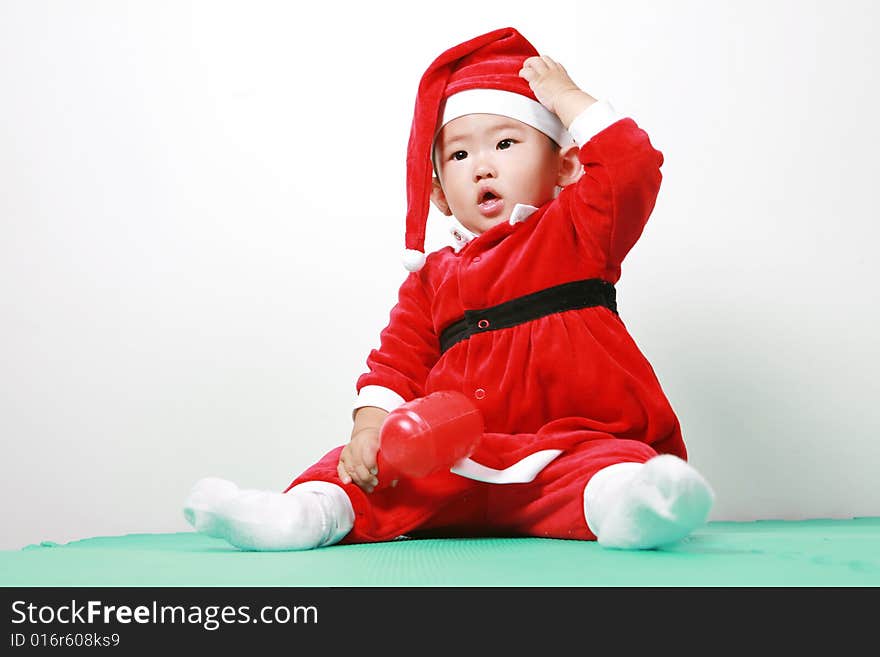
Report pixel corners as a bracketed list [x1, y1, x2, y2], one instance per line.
[361, 117, 685, 469]
[287, 117, 686, 542]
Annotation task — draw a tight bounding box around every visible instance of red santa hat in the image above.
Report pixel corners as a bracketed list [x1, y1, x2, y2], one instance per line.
[402, 27, 572, 272]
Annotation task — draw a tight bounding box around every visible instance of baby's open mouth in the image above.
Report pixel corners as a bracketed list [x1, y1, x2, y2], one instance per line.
[477, 189, 504, 217]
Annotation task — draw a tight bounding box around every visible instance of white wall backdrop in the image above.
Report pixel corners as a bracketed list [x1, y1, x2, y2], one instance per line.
[2, 0, 878, 550]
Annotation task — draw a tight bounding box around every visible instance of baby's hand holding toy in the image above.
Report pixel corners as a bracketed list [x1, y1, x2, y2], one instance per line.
[339, 391, 484, 494]
[378, 391, 484, 482]
[337, 426, 381, 492]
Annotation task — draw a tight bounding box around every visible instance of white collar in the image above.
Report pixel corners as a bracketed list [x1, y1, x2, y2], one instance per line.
[448, 203, 540, 252]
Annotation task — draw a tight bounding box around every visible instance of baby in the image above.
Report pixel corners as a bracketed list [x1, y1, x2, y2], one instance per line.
[184, 27, 714, 551]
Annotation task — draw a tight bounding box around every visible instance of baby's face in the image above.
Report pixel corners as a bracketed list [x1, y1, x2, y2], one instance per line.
[432, 114, 562, 235]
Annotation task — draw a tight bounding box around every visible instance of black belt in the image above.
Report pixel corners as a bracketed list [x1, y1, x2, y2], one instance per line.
[439, 278, 617, 354]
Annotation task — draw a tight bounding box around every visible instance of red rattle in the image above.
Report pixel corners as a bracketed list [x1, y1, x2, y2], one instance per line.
[376, 390, 484, 486]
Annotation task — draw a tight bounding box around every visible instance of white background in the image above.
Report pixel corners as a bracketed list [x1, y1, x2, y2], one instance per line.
[2, 0, 878, 550]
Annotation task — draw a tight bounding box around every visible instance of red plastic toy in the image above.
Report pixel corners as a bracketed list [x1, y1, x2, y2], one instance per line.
[377, 390, 484, 482]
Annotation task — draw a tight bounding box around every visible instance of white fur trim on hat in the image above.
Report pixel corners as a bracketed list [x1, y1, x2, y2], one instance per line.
[402, 249, 426, 272]
[438, 88, 574, 147]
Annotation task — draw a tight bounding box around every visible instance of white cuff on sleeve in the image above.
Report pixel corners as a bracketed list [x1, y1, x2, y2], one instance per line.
[353, 385, 406, 416]
[568, 100, 623, 147]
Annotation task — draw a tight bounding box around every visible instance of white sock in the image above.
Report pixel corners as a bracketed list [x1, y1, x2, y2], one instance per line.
[183, 478, 355, 551]
[583, 454, 714, 550]
[182, 477, 240, 538]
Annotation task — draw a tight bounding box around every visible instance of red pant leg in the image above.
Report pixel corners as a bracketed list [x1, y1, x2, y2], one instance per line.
[287, 416, 673, 542]
[485, 437, 659, 541]
[284, 446, 479, 543]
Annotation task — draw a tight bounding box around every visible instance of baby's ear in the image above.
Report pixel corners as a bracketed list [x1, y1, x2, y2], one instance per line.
[556, 144, 583, 188]
[430, 176, 453, 216]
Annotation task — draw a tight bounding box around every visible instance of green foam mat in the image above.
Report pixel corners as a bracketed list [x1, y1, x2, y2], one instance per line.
[3, 518, 879, 586]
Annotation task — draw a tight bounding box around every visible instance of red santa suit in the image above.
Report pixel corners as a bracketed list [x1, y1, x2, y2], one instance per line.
[286, 105, 686, 543]
[285, 27, 687, 543]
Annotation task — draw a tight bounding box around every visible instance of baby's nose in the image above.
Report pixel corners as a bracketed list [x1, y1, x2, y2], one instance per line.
[473, 163, 495, 181]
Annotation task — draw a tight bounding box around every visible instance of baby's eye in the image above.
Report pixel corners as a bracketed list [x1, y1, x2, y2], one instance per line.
[450, 150, 468, 161]
[497, 139, 516, 150]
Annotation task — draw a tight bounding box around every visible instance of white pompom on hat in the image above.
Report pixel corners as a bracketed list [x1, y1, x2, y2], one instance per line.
[402, 27, 572, 272]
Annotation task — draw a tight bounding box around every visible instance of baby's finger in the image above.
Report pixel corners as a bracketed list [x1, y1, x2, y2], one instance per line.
[352, 436, 379, 474]
[336, 460, 352, 485]
[354, 463, 378, 491]
[524, 58, 549, 77]
[540, 56, 571, 78]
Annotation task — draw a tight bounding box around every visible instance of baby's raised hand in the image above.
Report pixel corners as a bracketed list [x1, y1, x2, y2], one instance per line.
[519, 55, 582, 116]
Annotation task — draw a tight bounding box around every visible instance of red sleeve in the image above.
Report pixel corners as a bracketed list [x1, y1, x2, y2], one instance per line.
[563, 118, 664, 275]
[356, 269, 440, 403]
